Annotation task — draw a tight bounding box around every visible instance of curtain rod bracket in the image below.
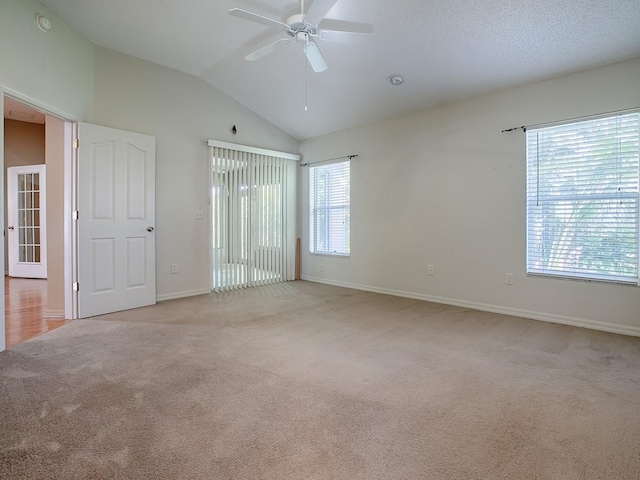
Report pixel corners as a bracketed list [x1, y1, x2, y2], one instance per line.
[501, 126, 526, 133]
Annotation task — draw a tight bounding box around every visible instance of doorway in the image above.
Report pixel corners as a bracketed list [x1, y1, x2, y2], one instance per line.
[1, 92, 158, 351]
[3, 96, 66, 347]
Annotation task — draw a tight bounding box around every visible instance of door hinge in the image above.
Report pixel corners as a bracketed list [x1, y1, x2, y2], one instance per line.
[72, 210, 79, 221]
[73, 138, 79, 149]
[73, 282, 79, 292]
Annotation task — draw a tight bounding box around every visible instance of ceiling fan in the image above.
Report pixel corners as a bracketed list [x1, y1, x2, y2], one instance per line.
[229, 0, 376, 73]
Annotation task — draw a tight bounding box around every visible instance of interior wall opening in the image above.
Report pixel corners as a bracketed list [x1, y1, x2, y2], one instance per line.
[3, 95, 67, 347]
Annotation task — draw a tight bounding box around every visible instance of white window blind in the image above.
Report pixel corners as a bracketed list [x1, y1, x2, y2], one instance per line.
[526, 111, 640, 284]
[309, 160, 350, 256]
[209, 142, 297, 292]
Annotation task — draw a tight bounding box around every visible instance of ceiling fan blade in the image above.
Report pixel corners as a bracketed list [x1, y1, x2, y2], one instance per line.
[229, 8, 290, 30]
[319, 29, 377, 45]
[303, 39, 328, 73]
[245, 38, 290, 61]
[304, 0, 338, 26]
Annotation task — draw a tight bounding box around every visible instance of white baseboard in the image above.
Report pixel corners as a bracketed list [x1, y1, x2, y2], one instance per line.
[301, 276, 640, 337]
[156, 289, 211, 302]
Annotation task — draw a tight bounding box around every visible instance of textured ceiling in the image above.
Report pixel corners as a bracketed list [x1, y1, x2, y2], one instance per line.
[38, 0, 640, 140]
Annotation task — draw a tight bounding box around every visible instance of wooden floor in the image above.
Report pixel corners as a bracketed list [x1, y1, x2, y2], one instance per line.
[5, 276, 66, 348]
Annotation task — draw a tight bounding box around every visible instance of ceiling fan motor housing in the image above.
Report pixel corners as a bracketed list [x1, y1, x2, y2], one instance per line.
[287, 14, 319, 39]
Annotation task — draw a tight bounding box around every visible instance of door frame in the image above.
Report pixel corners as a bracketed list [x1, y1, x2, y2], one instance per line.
[0, 86, 80, 352]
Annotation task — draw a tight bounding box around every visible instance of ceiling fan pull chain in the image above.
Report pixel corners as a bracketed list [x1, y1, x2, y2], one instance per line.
[304, 46, 309, 111]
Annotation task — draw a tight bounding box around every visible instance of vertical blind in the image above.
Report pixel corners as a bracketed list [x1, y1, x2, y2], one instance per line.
[210, 143, 297, 292]
[526, 111, 640, 284]
[309, 159, 350, 255]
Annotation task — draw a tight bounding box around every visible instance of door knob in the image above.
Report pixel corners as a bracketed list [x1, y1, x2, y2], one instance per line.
[147, 226, 154, 232]
[8, 226, 14, 230]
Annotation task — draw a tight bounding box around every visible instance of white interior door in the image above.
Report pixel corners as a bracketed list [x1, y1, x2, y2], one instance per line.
[77, 123, 156, 318]
[7, 165, 47, 279]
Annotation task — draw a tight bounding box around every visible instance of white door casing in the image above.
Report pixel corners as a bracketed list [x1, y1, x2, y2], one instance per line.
[76, 123, 156, 318]
[7, 165, 47, 279]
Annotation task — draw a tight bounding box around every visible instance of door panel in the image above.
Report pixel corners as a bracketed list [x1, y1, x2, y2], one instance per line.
[7, 165, 47, 279]
[126, 237, 147, 287]
[77, 123, 155, 318]
[127, 144, 147, 220]
[91, 238, 115, 292]
[91, 141, 115, 220]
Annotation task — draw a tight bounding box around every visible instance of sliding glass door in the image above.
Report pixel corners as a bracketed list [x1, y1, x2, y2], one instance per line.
[210, 143, 297, 291]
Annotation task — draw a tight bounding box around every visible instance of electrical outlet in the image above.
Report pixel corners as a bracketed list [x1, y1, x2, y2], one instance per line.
[427, 264, 435, 276]
[505, 272, 514, 285]
[194, 209, 203, 219]
[171, 264, 178, 274]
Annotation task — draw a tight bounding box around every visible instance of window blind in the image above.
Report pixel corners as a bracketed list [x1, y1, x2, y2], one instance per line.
[526, 112, 640, 284]
[309, 160, 350, 255]
[210, 144, 297, 292]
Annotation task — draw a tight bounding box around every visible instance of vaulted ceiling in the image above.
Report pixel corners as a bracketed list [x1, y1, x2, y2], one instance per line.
[39, 0, 640, 140]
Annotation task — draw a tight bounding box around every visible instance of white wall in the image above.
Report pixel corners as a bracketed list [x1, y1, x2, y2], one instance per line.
[0, 0, 94, 120]
[92, 47, 299, 300]
[299, 58, 640, 335]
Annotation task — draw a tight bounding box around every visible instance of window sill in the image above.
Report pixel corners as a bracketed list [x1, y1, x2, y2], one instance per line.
[526, 272, 639, 287]
[309, 252, 350, 259]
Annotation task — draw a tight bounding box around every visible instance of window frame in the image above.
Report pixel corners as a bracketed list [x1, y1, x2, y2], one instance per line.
[525, 110, 640, 286]
[308, 159, 351, 257]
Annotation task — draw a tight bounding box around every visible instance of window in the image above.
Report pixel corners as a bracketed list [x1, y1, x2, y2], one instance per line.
[526, 112, 639, 284]
[309, 160, 350, 256]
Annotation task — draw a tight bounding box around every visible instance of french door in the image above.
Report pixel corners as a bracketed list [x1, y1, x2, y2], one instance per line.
[209, 141, 298, 291]
[7, 165, 47, 279]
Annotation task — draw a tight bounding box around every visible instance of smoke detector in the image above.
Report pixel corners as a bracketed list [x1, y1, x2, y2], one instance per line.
[36, 14, 51, 32]
[388, 74, 405, 86]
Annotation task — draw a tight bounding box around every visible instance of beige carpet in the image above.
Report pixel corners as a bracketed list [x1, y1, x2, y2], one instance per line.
[1, 281, 639, 479]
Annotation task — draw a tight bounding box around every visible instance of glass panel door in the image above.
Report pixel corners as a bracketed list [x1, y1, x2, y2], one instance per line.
[18, 172, 42, 264]
[7, 165, 47, 279]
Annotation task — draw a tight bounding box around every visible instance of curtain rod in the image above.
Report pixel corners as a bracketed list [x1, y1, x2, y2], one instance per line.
[299, 154, 358, 167]
[501, 107, 640, 133]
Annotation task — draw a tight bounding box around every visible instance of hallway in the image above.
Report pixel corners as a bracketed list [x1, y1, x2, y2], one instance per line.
[4, 276, 66, 347]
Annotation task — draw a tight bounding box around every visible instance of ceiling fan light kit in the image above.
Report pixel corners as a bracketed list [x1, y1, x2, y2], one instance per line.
[229, 0, 376, 73]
